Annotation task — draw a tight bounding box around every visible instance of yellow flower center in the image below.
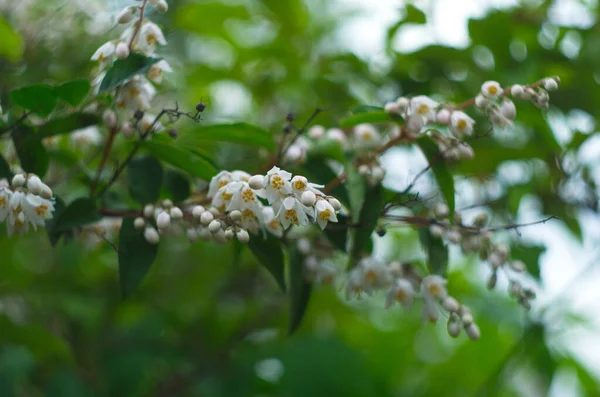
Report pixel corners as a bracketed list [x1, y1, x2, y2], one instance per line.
[427, 283, 443, 297]
[241, 189, 254, 202]
[36, 204, 48, 217]
[284, 209, 299, 224]
[457, 119, 467, 130]
[269, 219, 280, 230]
[129, 87, 141, 96]
[487, 85, 498, 95]
[271, 176, 284, 190]
[318, 209, 331, 221]
[12, 204, 22, 215]
[147, 34, 157, 45]
[395, 290, 409, 302]
[365, 270, 378, 282]
[218, 180, 229, 189]
[242, 209, 255, 219]
[293, 180, 306, 190]
[417, 104, 430, 115]
[0, 197, 6, 208]
[362, 132, 373, 141]
[221, 191, 233, 200]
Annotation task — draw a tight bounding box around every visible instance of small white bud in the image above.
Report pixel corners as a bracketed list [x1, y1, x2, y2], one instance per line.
[143, 204, 154, 218]
[144, 227, 160, 244]
[301, 190, 317, 206]
[396, 97, 409, 113]
[236, 229, 250, 244]
[446, 229, 462, 244]
[134, 217, 145, 230]
[433, 203, 449, 218]
[40, 184, 53, 199]
[198, 227, 212, 241]
[458, 144, 474, 160]
[543, 77, 558, 91]
[200, 211, 214, 225]
[500, 99, 516, 120]
[162, 199, 173, 208]
[429, 224, 445, 238]
[208, 207, 220, 216]
[208, 219, 222, 233]
[102, 109, 117, 129]
[170, 207, 184, 220]
[248, 175, 264, 190]
[465, 323, 481, 340]
[510, 84, 527, 99]
[115, 42, 130, 60]
[192, 206, 205, 219]
[297, 238, 312, 255]
[327, 197, 341, 211]
[510, 260, 526, 272]
[474, 95, 489, 109]
[122, 122, 135, 139]
[308, 125, 325, 139]
[371, 166, 385, 182]
[213, 229, 227, 243]
[447, 315, 461, 338]
[406, 114, 424, 132]
[155, 0, 168, 13]
[384, 101, 400, 114]
[461, 312, 474, 326]
[224, 228, 234, 240]
[473, 212, 489, 227]
[442, 296, 460, 312]
[436, 109, 451, 125]
[26, 175, 43, 195]
[156, 211, 171, 230]
[186, 228, 198, 242]
[358, 164, 370, 176]
[229, 210, 242, 221]
[12, 173, 26, 188]
[117, 6, 136, 24]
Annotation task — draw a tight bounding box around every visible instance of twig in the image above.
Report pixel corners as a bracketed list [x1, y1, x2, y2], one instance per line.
[90, 126, 118, 197]
[0, 112, 31, 136]
[128, 0, 148, 51]
[278, 107, 325, 162]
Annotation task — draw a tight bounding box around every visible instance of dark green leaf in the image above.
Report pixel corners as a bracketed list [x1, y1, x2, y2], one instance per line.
[98, 54, 160, 94]
[416, 135, 455, 216]
[386, 5, 427, 51]
[10, 84, 57, 117]
[164, 170, 191, 202]
[178, 123, 275, 151]
[0, 155, 13, 180]
[36, 113, 100, 138]
[339, 111, 393, 128]
[248, 233, 286, 292]
[324, 214, 349, 251]
[511, 244, 545, 280]
[288, 248, 312, 335]
[52, 197, 101, 232]
[118, 218, 158, 298]
[418, 228, 449, 275]
[345, 161, 366, 223]
[12, 125, 49, 177]
[127, 155, 163, 204]
[53, 79, 91, 107]
[0, 16, 24, 62]
[46, 196, 66, 246]
[350, 105, 384, 114]
[140, 137, 217, 181]
[308, 138, 346, 163]
[302, 156, 350, 207]
[349, 184, 384, 268]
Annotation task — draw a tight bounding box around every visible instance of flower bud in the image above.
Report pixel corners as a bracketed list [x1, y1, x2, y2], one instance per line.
[115, 42, 130, 60]
[461, 311, 474, 326]
[358, 164, 370, 176]
[213, 229, 227, 243]
[169, 207, 183, 220]
[156, 211, 171, 229]
[121, 122, 135, 139]
[327, 197, 341, 211]
[510, 260, 526, 272]
[186, 228, 198, 242]
[406, 114, 424, 132]
[12, 173, 26, 188]
[543, 77, 558, 91]
[143, 204, 154, 218]
[208, 207, 220, 216]
[446, 229, 462, 244]
[474, 94, 489, 109]
[371, 166, 385, 182]
[430, 224, 445, 238]
[224, 228, 234, 240]
[433, 203, 449, 218]
[442, 296, 460, 312]
[301, 190, 317, 206]
[308, 125, 325, 139]
[117, 6, 136, 24]
[436, 109, 451, 125]
[396, 97, 409, 113]
[103, 109, 117, 129]
[208, 219, 221, 233]
[162, 199, 173, 208]
[134, 217, 145, 230]
[465, 323, 481, 340]
[229, 210, 242, 221]
[458, 144, 474, 160]
[501, 99, 516, 120]
[248, 175, 264, 190]
[192, 206, 205, 219]
[510, 84, 527, 99]
[236, 229, 250, 243]
[155, 0, 168, 13]
[447, 315, 461, 338]
[144, 227, 160, 244]
[40, 184, 53, 199]
[198, 227, 212, 241]
[27, 175, 43, 195]
[384, 101, 400, 114]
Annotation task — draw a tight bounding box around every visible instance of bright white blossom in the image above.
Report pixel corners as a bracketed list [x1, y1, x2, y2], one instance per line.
[408, 96, 439, 124]
[449, 111, 475, 138]
[481, 80, 503, 98]
[314, 199, 337, 229]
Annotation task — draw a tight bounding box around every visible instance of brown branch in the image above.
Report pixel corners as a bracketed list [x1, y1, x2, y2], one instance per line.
[128, 0, 148, 51]
[90, 126, 118, 197]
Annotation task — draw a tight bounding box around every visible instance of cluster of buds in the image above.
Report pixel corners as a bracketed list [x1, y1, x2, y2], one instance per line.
[0, 174, 55, 236]
[429, 204, 536, 310]
[208, 167, 342, 238]
[345, 258, 480, 340]
[91, 0, 172, 113]
[429, 130, 474, 161]
[184, 205, 250, 244]
[296, 237, 338, 285]
[355, 150, 386, 186]
[135, 200, 184, 244]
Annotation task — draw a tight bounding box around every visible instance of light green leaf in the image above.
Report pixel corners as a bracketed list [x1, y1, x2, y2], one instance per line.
[288, 247, 312, 335]
[98, 54, 160, 94]
[248, 233, 286, 292]
[308, 138, 346, 163]
[36, 113, 100, 138]
[118, 218, 158, 298]
[350, 105, 384, 114]
[10, 85, 57, 117]
[127, 155, 163, 205]
[339, 111, 394, 128]
[416, 135, 455, 216]
[178, 123, 275, 151]
[54, 79, 91, 107]
[0, 16, 23, 62]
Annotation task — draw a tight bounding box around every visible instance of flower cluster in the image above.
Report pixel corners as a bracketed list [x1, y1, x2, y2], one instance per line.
[0, 174, 55, 236]
[91, 0, 172, 113]
[135, 199, 184, 244]
[429, 204, 536, 310]
[345, 258, 480, 340]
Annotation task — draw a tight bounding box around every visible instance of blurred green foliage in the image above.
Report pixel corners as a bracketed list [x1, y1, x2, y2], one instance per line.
[0, 0, 599, 396]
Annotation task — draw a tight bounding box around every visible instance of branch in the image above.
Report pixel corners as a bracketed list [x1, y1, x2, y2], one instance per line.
[0, 112, 31, 136]
[90, 126, 118, 197]
[128, 0, 148, 51]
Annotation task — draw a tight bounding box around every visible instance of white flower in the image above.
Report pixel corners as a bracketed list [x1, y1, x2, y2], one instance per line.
[115, 42, 130, 59]
[421, 275, 448, 300]
[147, 60, 172, 83]
[450, 111, 475, 138]
[115, 76, 157, 111]
[263, 166, 292, 204]
[314, 199, 337, 229]
[71, 126, 102, 148]
[326, 128, 346, 144]
[262, 207, 283, 237]
[117, 6, 137, 24]
[346, 267, 365, 300]
[354, 124, 381, 148]
[423, 295, 439, 322]
[408, 96, 439, 123]
[208, 171, 233, 198]
[22, 193, 54, 228]
[91, 41, 116, 65]
[308, 125, 325, 139]
[481, 81, 503, 98]
[223, 181, 263, 213]
[0, 185, 12, 222]
[231, 170, 251, 182]
[385, 278, 415, 309]
[276, 196, 311, 229]
[359, 258, 389, 290]
[240, 208, 261, 234]
[137, 21, 167, 53]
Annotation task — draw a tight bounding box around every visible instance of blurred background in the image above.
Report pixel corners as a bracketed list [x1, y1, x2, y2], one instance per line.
[1, 0, 600, 395]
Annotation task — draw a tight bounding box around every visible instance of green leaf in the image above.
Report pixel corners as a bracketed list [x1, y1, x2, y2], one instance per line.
[248, 233, 286, 292]
[418, 228, 449, 275]
[324, 214, 349, 251]
[140, 136, 218, 181]
[350, 105, 384, 114]
[36, 113, 100, 138]
[349, 185, 384, 268]
[308, 138, 346, 163]
[288, 248, 312, 335]
[345, 161, 366, 223]
[98, 54, 160, 94]
[52, 197, 101, 232]
[118, 218, 158, 298]
[0, 16, 24, 62]
[12, 125, 49, 177]
[0, 155, 13, 180]
[164, 170, 191, 202]
[46, 196, 67, 246]
[339, 111, 394, 128]
[511, 244, 546, 280]
[178, 123, 275, 151]
[127, 155, 163, 205]
[10, 85, 57, 117]
[53, 79, 91, 107]
[416, 135, 455, 216]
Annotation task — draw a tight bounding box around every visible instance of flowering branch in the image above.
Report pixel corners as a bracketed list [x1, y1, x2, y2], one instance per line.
[128, 0, 148, 51]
